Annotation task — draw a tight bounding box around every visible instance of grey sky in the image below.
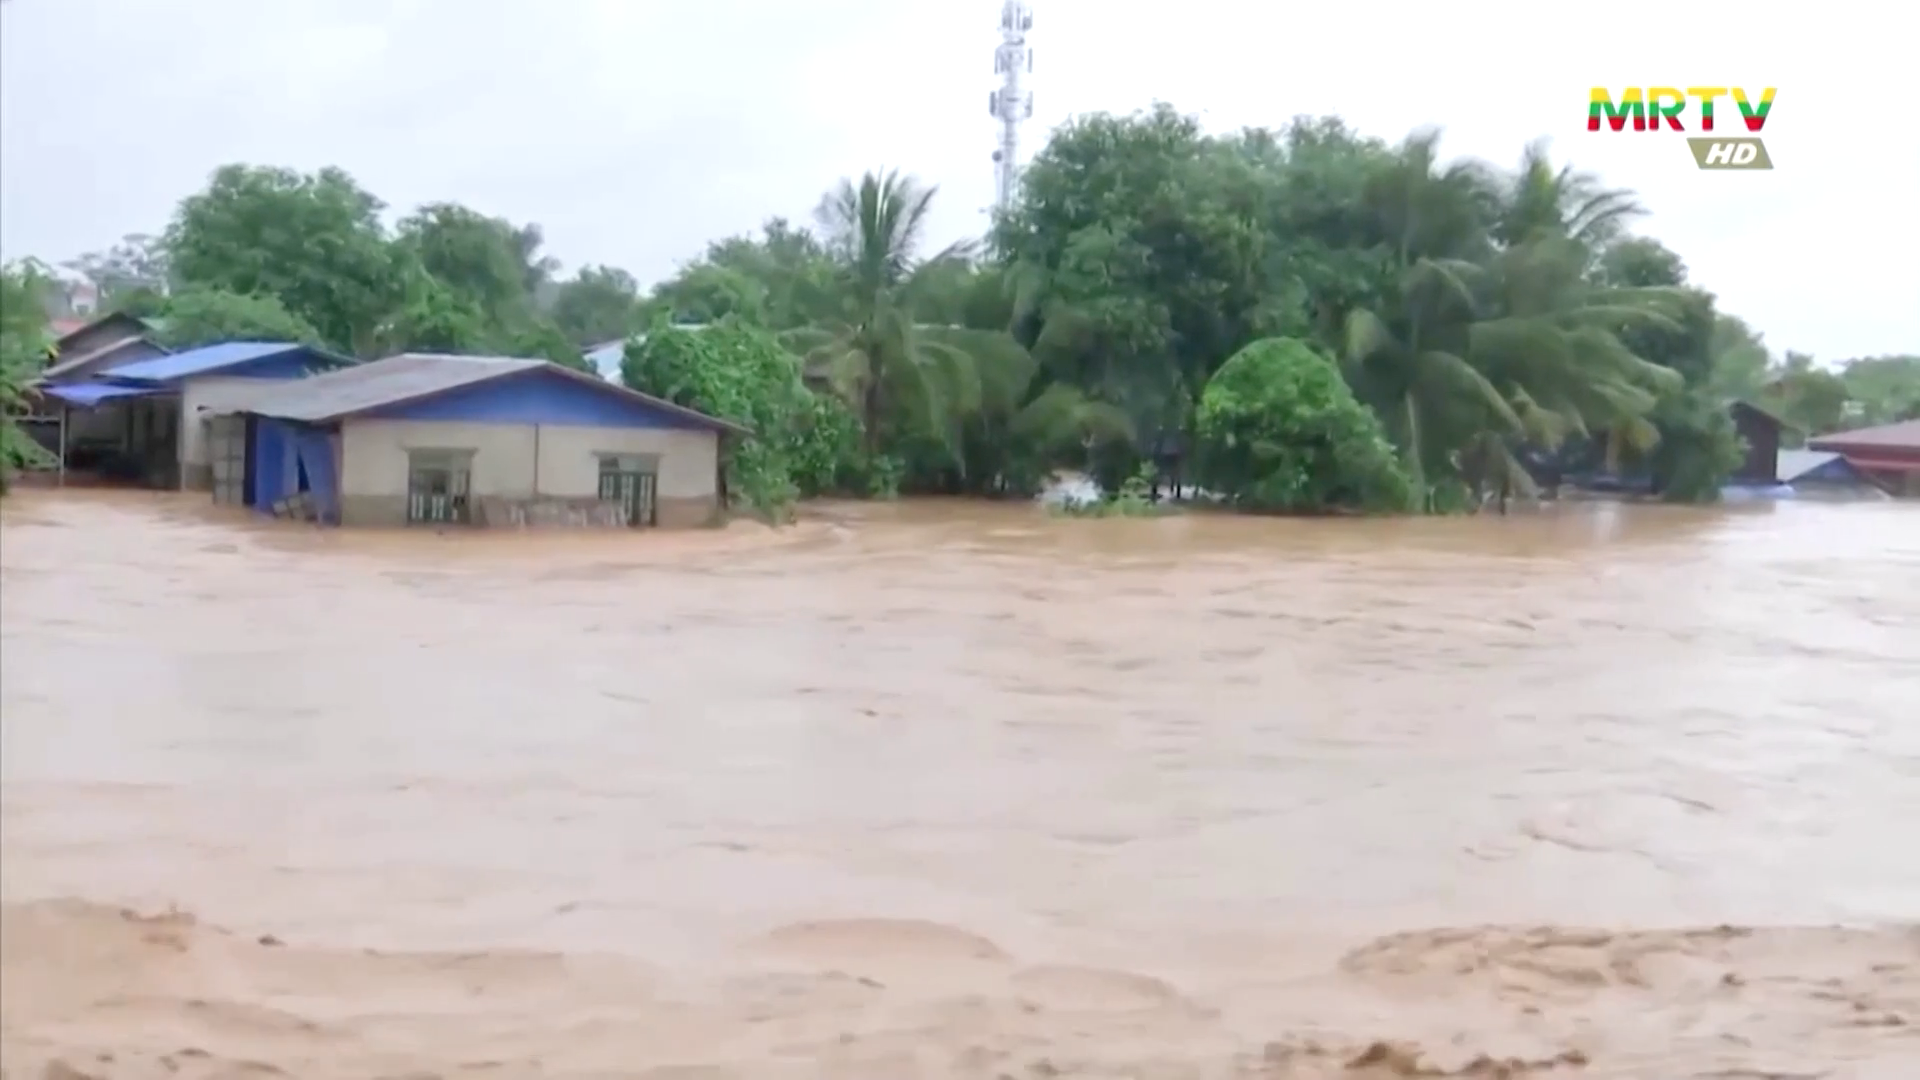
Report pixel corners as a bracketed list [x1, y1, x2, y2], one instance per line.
[2, 0, 1912, 360]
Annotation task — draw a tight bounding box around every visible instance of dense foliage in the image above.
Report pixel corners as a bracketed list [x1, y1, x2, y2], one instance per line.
[1, 262, 56, 491]
[1193, 338, 1410, 513]
[621, 319, 859, 517]
[24, 103, 1916, 510]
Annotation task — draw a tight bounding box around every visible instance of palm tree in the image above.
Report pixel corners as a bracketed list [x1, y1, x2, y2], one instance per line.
[1495, 140, 1644, 250]
[1344, 135, 1681, 508]
[1464, 234, 1683, 495]
[1340, 131, 1509, 505]
[791, 170, 1016, 459]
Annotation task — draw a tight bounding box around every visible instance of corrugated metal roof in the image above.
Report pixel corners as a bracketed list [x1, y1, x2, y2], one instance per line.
[102, 341, 343, 383]
[218, 352, 750, 434]
[39, 382, 170, 408]
[222, 354, 541, 422]
[1807, 419, 1920, 452]
[50, 311, 151, 351]
[40, 333, 164, 380]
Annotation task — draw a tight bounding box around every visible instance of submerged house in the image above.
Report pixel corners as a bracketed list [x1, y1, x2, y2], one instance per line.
[206, 353, 749, 528]
[1556, 400, 1789, 497]
[1807, 419, 1920, 497]
[33, 341, 351, 489]
[1776, 449, 1886, 498]
[1726, 401, 1788, 487]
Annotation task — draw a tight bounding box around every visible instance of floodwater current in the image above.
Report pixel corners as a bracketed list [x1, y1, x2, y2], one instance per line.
[2, 490, 1918, 1078]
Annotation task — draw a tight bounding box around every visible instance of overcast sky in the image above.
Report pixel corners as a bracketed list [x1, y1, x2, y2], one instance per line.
[2, 0, 1912, 360]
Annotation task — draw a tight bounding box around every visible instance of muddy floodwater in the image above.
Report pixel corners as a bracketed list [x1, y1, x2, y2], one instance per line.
[3, 491, 1919, 1078]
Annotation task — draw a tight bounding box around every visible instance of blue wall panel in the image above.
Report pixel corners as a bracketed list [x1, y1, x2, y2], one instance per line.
[364, 369, 707, 430]
[250, 418, 304, 510]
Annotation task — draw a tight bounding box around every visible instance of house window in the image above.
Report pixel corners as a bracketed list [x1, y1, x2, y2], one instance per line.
[407, 448, 473, 525]
[596, 453, 658, 527]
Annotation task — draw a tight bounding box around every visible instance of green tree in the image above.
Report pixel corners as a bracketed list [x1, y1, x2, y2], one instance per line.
[552, 265, 642, 345]
[645, 262, 770, 325]
[374, 266, 491, 355]
[1586, 237, 1747, 500]
[1193, 338, 1410, 513]
[1838, 354, 1920, 427]
[63, 233, 169, 305]
[792, 170, 1019, 462]
[997, 105, 1273, 467]
[502, 317, 598, 372]
[643, 218, 840, 331]
[394, 203, 532, 321]
[1706, 313, 1772, 401]
[164, 165, 400, 353]
[1766, 351, 1849, 441]
[622, 318, 857, 515]
[2, 262, 56, 490]
[1339, 130, 1505, 505]
[152, 288, 323, 349]
[1494, 140, 1643, 249]
[510, 223, 562, 299]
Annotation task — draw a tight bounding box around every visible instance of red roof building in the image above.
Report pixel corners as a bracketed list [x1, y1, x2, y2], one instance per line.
[1807, 420, 1920, 496]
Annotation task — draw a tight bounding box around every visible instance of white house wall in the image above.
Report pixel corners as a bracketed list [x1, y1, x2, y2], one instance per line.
[179, 376, 304, 490]
[337, 419, 720, 527]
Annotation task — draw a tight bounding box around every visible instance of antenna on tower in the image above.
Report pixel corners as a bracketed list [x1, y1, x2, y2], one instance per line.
[988, 1, 1033, 215]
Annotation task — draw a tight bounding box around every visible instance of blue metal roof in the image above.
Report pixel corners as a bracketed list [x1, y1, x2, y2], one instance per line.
[40, 382, 169, 408]
[102, 341, 342, 384]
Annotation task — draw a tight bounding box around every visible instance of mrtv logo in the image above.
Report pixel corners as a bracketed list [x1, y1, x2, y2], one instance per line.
[1587, 86, 1776, 171]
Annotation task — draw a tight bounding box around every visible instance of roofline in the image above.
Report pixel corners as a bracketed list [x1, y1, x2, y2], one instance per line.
[266, 359, 752, 436]
[1807, 438, 1920, 458]
[1806, 419, 1920, 442]
[50, 311, 154, 349]
[40, 332, 171, 380]
[1731, 398, 1797, 431]
[534, 362, 752, 436]
[104, 341, 360, 385]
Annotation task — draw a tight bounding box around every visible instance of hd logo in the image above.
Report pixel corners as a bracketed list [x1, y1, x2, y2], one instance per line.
[1688, 138, 1774, 171]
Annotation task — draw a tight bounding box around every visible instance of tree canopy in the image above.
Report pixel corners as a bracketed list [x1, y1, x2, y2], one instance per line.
[18, 102, 1910, 509]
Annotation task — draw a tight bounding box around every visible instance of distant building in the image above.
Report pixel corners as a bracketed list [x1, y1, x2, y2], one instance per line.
[38, 311, 164, 384]
[1807, 420, 1920, 497]
[1727, 400, 1788, 486]
[1776, 449, 1887, 499]
[38, 276, 99, 321]
[1560, 400, 1792, 498]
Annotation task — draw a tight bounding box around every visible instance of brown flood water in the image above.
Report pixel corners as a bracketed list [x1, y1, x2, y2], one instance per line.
[2, 490, 1918, 1078]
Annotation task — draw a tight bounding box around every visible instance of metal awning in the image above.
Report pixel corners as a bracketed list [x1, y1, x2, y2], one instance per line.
[36, 382, 171, 408]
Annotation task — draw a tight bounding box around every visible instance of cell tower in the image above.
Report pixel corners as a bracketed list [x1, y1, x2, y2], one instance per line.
[988, 1, 1033, 213]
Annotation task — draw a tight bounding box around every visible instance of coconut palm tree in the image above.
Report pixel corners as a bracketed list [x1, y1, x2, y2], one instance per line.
[1495, 140, 1644, 251]
[1340, 131, 1510, 505]
[792, 170, 1025, 460]
[1344, 135, 1682, 507]
[1463, 234, 1684, 496]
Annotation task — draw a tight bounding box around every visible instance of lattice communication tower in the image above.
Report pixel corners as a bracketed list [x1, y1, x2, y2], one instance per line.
[988, 1, 1034, 213]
